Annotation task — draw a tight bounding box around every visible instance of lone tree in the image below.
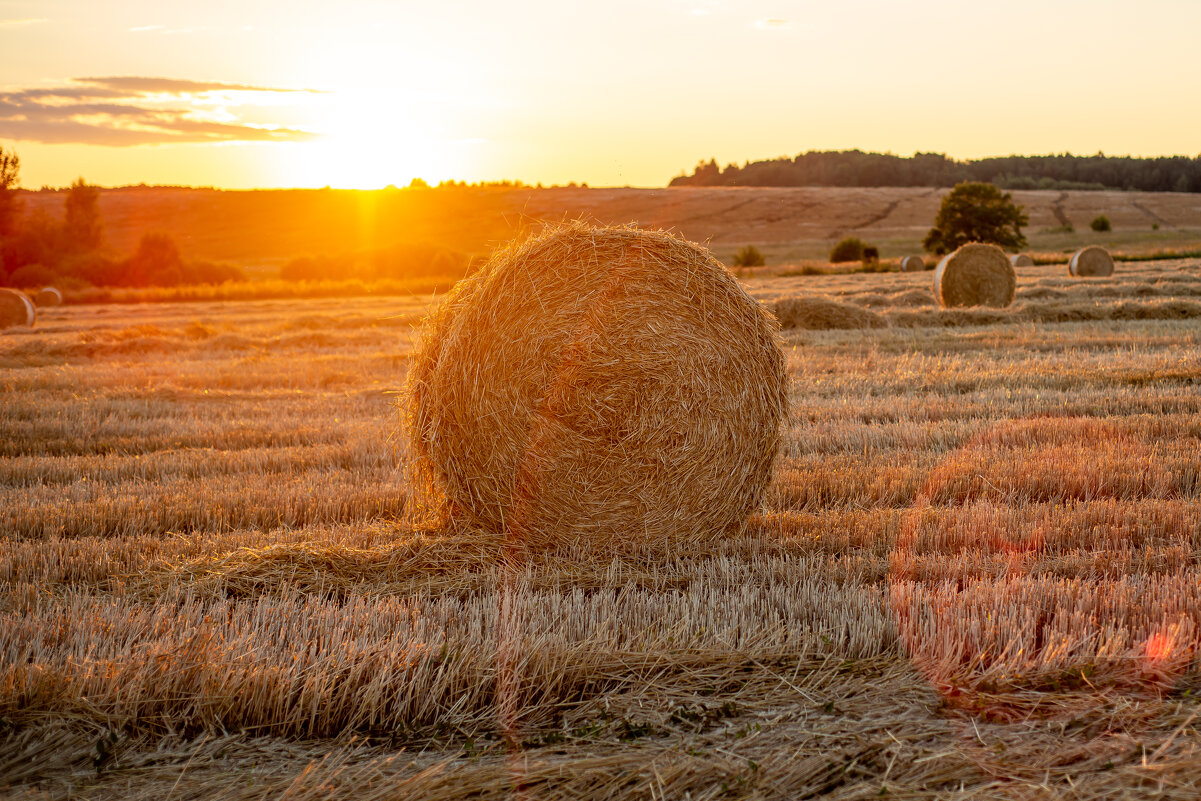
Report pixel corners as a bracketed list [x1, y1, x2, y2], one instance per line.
[63, 178, 103, 253]
[0, 146, 21, 239]
[923, 182, 1028, 255]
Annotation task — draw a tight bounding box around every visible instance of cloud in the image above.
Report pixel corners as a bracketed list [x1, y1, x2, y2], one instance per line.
[75, 76, 325, 95]
[0, 18, 47, 28]
[753, 18, 792, 30]
[0, 76, 320, 146]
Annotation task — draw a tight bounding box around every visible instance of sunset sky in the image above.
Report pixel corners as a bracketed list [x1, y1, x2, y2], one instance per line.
[3, 0, 1200, 190]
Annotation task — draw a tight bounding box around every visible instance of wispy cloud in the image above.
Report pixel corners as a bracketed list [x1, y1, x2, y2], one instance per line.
[753, 18, 792, 30]
[0, 77, 320, 146]
[0, 17, 48, 28]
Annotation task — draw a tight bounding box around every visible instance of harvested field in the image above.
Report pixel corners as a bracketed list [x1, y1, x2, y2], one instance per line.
[2, 258, 1200, 799]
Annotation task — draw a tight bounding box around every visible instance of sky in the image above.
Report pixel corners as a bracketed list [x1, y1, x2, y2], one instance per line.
[2, 0, 1200, 190]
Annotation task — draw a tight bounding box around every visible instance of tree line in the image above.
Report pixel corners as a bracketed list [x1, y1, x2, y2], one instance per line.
[669, 150, 1201, 193]
[0, 146, 244, 289]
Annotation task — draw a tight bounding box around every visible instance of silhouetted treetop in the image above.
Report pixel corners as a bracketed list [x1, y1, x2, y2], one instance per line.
[669, 150, 1201, 193]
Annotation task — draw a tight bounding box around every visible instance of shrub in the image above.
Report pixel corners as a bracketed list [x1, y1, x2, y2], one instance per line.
[862, 246, 879, 264]
[1090, 215, 1112, 232]
[923, 182, 1028, 255]
[6, 263, 57, 288]
[732, 245, 766, 267]
[186, 260, 246, 284]
[830, 237, 867, 263]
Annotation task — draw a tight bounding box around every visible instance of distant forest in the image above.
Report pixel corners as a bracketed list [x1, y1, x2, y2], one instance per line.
[669, 151, 1201, 193]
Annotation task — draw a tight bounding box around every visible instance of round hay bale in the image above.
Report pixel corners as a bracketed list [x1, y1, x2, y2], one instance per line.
[773, 296, 887, 329]
[933, 243, 1016, 308]
[1069, 246, 1115, 277]
[0, 288, 35, 329]
[1009, 253, 1034, 267]
[899, 255, 926, 272]
[406, 223, 788, 547]
[34, 286, 63, 307]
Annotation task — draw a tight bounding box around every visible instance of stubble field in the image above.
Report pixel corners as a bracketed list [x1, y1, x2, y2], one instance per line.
[2, 258, 1201, 799]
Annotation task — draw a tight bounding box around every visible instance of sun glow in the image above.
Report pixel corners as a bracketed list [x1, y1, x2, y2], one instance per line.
[271, 88, 459, 189]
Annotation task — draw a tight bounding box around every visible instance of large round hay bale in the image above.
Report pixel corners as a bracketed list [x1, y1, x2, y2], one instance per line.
[1069, 246, 1115, 277]
[773, 296, 887, 329]
[34, 286, 63, 307]
[1009, 253, 1034, 267]
[0, 288, 36, 329]
[899, 255, 926, 272]
[933, 243, 1016, 308]
[406, 223, 788, 547]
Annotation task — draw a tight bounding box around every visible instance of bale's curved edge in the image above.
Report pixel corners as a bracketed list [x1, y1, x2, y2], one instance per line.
[934, 243, 1016, 308]
[0, 288, 35, 329]
[1069, 246, 1115, 277]
[404, 222, 789, 548]
[899, 255, 926, 272]
[34, 287, 63, 307]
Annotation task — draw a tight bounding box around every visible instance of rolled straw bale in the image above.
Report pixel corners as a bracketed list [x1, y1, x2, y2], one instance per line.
[933, 243, 1016, 308]
[1010, 253, 1034, 267]
[899, 255, 926, 272]
[0, 288, 35, 329]
[34, 286, 62, 307]
[1069, 246, 1115, 277]
[773, 296, 887, 330]
[406, 222, 788, 547]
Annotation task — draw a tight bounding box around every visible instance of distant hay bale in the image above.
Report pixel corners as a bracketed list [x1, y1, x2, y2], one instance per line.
[1010, 253, 1034, 267]
[933, 243, 1016, 308]
[34, 286, 62, 307]
[899, 255, 926, 272]
[1069, 246, 1115, 277]
[773, 296, 888, 330]
[0, 288, 35, 329]
[406, 222, 788, 548]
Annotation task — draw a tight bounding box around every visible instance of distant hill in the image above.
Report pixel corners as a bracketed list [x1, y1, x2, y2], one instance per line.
[18, 184, 1201, 268]
[670, 150, 1201, 193]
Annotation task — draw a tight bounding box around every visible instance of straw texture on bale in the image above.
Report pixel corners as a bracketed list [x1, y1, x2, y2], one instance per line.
[1010, 253, 1034, 267]
[406, 223, 788, 547]
[33, 286, 62, 307]
[899, 255, 926, 272]
[933, 243, 1016, 308]
[0, 288, 35, 329]
[1069, 246, 1115, 277]
[773, 296, 888, 330]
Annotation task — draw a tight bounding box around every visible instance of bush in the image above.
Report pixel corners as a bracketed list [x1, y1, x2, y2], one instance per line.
[6, 262, 57, 288]
[1090, 214, 1112, 232]
[732, 245, 765, 267]
[923, 182, 1028, 255]
[830, 237, 867, 263]
[186, 260, 246, 284]
[862, 246, 879, 264]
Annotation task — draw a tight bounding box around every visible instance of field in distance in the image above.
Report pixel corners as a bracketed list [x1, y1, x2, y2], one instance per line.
[2, 259, 1200, 798]
[20, 185, 1201, 271]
